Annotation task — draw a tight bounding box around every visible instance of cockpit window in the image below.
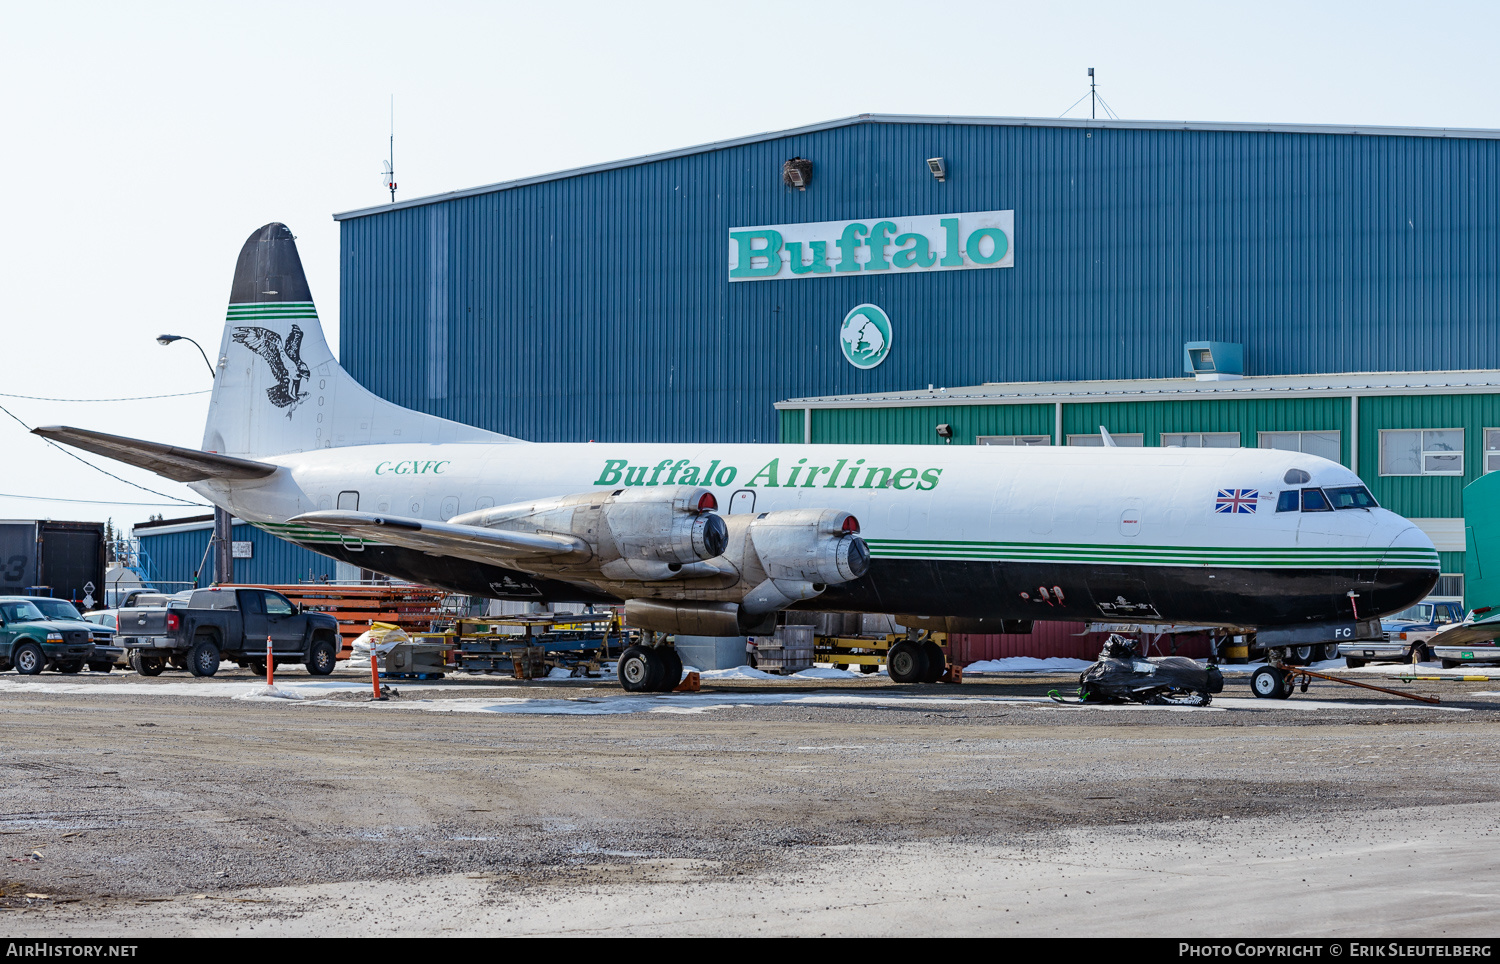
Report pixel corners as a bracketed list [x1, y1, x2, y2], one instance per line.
[1301, 488, 1333, 512]
[1276, 491, 1300, 513]
[1324, 485, 1379, 509]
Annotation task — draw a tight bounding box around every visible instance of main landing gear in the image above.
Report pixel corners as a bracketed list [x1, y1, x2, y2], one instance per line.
[617, 632, 683, 693]
[887, 634, 947, 684]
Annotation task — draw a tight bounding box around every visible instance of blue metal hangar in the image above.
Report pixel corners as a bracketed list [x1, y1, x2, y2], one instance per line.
[143, 113, 1495, 592]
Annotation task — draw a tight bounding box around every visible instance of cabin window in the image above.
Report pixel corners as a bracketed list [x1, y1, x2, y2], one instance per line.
[1259, 431, 1341, 464]
[1301, 488, 1333, 512]
[1276, 491, 1300, 512]
[1324, 485, 1379, 509]
[1379, 429, 1464, 476]
[976, 435, 1050, 446]
[1162, 433, 1240, 448]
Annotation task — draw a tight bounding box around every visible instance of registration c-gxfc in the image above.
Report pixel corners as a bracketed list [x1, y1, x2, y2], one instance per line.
[38, 223, 1439, 691]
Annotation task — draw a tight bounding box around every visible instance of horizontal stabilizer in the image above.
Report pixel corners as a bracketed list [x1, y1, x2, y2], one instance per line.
[289, 510, 589, 562]
[33, 425, 280, 484]
[1425, 619, 1500, 648]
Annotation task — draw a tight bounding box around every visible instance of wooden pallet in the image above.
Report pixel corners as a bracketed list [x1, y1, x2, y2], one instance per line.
[228, 584, 449, 657]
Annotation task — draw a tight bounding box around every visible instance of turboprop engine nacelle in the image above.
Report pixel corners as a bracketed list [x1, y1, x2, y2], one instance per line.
[448, 485, 728, 578]
[736, 508, 870, 615]
[619, 508, 871, 634]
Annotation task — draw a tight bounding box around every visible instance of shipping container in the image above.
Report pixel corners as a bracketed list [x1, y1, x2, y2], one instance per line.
[0, 521, 106, 609]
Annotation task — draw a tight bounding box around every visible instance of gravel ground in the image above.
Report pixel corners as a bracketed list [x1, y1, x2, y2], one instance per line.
[2, 665, 1499, 935]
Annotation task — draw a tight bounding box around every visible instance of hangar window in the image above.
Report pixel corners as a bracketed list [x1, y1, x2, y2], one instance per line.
[977, 435, 1051, 446]
[1434, 574, 1464, 597]
[1485, 429, 1500, 473]
[1162, 433, 1240, 448]
[1067, 434, 1143, 447]
[1379, 429, 1464, 476]
[1259, 431, 1341, 463]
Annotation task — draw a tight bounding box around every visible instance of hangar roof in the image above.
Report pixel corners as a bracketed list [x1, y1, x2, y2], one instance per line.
[332, 112, 1500, 221]
[775, 370, 1500, 409]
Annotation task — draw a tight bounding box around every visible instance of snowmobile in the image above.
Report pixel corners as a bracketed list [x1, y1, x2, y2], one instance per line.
[1056, 635, 1224, 706]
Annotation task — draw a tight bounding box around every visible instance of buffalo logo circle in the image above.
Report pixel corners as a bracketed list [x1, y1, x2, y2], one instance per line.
[840, 304, 892, 369]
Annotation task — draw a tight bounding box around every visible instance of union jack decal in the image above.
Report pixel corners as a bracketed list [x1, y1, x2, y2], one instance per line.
[1215, 489, 1259, 514]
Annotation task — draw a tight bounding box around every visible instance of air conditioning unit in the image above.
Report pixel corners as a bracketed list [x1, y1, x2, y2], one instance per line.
[1184, 341, 1244, 381]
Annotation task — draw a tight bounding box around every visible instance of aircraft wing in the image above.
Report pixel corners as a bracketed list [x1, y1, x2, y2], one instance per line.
[289, 510, 590, 563]
[33, 425, 279, 483]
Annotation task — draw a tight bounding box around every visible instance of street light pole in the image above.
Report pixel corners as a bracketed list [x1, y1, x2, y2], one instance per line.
[156, 334, 231, 584]
[156, 334, 216, 380]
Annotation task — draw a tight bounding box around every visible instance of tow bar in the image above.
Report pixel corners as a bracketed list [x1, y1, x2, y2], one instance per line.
[1259, 656, 1441, 705]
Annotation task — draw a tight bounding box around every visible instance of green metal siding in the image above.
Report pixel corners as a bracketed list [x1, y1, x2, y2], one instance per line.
[1357, 394, 1500, 518]
[778, 409, 804, 443]
[801, 404, 1054, 445]
[1060, 398, 1351, 460]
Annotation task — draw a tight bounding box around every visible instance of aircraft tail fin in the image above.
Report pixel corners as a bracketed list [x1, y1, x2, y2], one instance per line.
[1463, 470, 1500, 620]
[202, 223, 516, 459]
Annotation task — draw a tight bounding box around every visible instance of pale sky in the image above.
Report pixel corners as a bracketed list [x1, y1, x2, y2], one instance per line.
[1, 0, 1496, 531]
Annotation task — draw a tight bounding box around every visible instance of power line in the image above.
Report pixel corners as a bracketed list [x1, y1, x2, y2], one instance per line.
[0, 402, 208, 507]
[0, 492, 204, 507]
[0, 389, 212, 403]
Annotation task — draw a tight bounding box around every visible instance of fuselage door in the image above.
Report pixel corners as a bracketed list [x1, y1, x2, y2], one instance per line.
[337, 491, 363, 551]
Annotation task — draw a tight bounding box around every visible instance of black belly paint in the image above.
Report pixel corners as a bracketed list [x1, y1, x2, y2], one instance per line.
[297, 542, 1436, 627]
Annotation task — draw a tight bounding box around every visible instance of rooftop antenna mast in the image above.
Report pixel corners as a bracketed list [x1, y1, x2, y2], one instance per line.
[1089, 67, 1096, 119]
[381, 96, 397, 202]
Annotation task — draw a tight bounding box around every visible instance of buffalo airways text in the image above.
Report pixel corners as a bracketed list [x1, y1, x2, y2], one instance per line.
[594, 457, 943, 491]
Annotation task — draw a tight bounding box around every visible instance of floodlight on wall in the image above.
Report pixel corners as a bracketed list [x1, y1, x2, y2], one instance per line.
[782, 156, 813, 191]
[936, 423, 954, 443]
[927, 157, 947, 181]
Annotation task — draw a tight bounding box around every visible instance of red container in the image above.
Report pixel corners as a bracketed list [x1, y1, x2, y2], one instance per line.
[949, 622, 1213, 664]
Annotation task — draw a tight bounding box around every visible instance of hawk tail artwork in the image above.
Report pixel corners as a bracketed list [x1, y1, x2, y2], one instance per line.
[201, 223, 517, 461]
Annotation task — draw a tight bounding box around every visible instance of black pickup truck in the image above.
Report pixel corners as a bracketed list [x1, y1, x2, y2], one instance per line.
[115, 587, 341, 678]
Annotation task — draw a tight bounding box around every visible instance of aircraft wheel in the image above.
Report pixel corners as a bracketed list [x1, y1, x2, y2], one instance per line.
[1250, 665, 1289, 700]
[1320, 642, 1341, 662]
[921, 641, 946, 682]
[887, 641, 929, 684]
[617, 645, 661, 693]
[659, 647, 683, 691]
[1290, 644, 1315, 665]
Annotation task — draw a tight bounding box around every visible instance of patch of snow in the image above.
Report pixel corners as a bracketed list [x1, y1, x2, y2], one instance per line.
[791, 667, 863, 680]
[233, 684, 309, 701]
[699, 666, 780, 681]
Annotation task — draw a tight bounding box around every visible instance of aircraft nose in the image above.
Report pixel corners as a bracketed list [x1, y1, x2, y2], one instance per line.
[1374, 524, 1440, 616]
